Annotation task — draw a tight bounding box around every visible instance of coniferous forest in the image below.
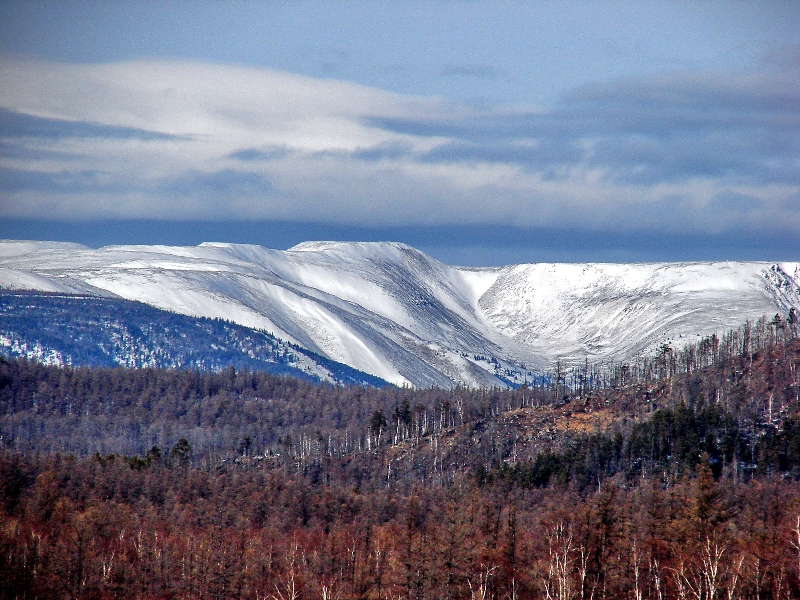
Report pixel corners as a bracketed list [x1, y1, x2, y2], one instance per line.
[0, 290, 388, 387]
[2, 316, 800, 599]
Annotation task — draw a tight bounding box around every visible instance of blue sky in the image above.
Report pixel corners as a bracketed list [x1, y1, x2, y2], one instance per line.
[0, 1, 798, 264]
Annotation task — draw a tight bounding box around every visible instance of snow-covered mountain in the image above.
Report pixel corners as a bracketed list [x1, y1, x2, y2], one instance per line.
[1, 239, 798, 387]
[0, 290, 390, 386]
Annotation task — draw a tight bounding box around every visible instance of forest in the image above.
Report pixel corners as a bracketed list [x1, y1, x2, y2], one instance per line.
[2, 313, 800, 599]
[0, 290, 387, 387]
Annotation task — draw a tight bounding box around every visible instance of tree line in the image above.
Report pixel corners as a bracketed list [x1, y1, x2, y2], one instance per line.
[2, 314, 800, 598]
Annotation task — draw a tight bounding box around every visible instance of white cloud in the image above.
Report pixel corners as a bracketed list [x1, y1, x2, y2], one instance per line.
[1, 56, 798, 235]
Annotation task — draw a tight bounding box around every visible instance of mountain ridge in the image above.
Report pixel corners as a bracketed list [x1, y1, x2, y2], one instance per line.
[1, 239, 798, 387]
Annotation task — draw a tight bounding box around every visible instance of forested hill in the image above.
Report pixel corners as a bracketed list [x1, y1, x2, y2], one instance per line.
[0, 336, 800, 600]
[2, 329, 800, 484]
[0, 290, 388, 387]
[2, 333, 800, 598]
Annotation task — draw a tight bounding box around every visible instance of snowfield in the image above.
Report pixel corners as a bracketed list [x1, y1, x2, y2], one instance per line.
[1, 239, 798, 387]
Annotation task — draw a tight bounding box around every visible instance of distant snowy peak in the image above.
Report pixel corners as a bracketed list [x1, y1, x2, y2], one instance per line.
[477, 260, 800, 362]
[0, 239, 797, 388]
[289, 240, 413, 253]
[287, 240, 444, 273]
[0, 240, 90, 256]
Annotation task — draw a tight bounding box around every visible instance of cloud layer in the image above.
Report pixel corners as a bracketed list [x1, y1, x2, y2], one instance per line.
[1, 55, 798, 235]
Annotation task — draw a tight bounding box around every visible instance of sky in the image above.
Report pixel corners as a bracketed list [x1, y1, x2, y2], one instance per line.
[0, 1, 798, 265]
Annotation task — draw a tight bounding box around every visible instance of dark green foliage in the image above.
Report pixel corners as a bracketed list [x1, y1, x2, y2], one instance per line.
[169, 437, 192, 467]
[370, 409, 387, 437]
[755, 416, 800, 477]
[625, 403, 744, 476]
[481, 404, 800, 491]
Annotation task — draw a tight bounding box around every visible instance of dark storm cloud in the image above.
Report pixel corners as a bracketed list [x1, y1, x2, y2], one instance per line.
[368, 68, 800, 186]
[0, 108, 186, 141]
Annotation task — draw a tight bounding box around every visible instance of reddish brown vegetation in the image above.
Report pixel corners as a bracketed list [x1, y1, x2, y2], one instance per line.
[2, 452, 800, 600]
[2, 320, 800, 598]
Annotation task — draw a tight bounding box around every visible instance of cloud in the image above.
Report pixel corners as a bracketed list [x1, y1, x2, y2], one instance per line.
[0, 108, 184, 141]
[372, 70, 800, 186]
[707, 191, 764, 213]
[416, 139, 583, 177]
[761, 43, 800, 73]
[228, 147, 291, 162]
[0, 55, 797, 236]
[348, 143, 414, 162]
[161, 169, 273, 197]
[0, 167, 125, 193]
[439, 64, 501, 78]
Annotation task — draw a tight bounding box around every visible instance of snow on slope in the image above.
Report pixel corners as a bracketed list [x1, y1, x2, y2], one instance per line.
[0, 239, 798, 387]
[478, 261, 800, 363]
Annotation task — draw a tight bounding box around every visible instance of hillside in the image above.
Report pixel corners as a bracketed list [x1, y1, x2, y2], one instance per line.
[0, 290, 388, 387]
[3, 326, 799, 482]
[2, 332, 800, 599]
[1, 239, 798, 387]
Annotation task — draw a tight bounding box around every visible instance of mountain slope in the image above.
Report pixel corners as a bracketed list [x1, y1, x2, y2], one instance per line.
[0, 239, 798, 387]
[479, 261, 800, 361]
[0, 290, 389, 386]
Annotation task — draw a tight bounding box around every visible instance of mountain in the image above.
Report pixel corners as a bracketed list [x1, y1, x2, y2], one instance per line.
[1, 239, 798, 387]
[0, 290, 389, 386]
